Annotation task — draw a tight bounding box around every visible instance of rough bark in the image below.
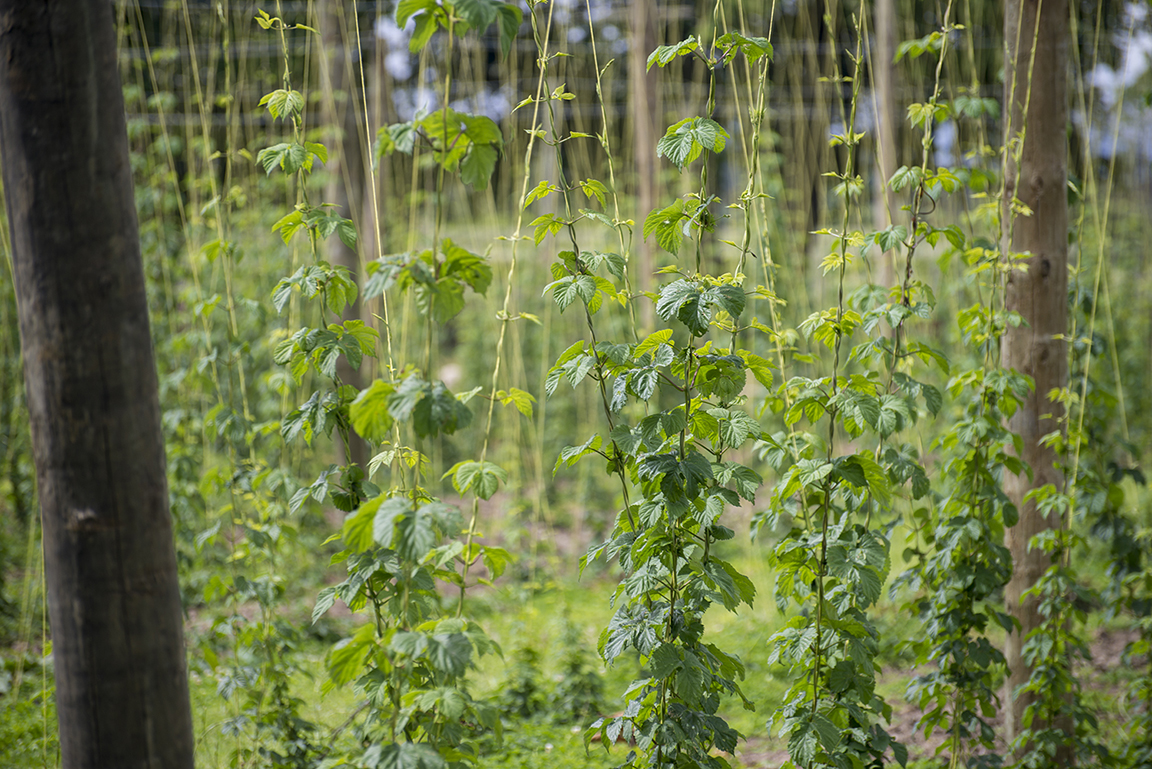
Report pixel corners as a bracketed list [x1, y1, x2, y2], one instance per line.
[0, 3, 195, 767]
[1001, 0, 1069, 750]
[320, 0, 368, 468]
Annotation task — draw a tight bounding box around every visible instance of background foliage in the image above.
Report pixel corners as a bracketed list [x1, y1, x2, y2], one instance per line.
[3, 0, 1152, 767]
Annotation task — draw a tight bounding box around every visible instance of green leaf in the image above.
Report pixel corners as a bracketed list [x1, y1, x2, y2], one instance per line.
[372, 496, 411, 549]
[875, 224, 907, 253]
[703, 284, 746, 319]
[561, 352, 596, 390]
[710, 407, 760, 449]
[827, 659, 856, 693]
[789, 720, 818, 765]
[257, 143, 308, 176]
[798, 459, 833, 489]
[643, 199, 688, 254]
[323, 267, 359, 316]
[740, 351, 775, 389]
[524, 180, 559, 207]
[409, 12, 438, 52]
[379, 121, 417, 156]
[396, 0, 437, 29]
[304, 141, 328, 164]
[554, 340, 585, 366]
[259, 88, 304, 120]
[655, 279, 702, 332]
[579, 250, 626, 281]
[554, 434, 603, 475]
[368, 742, 447, 769]
[428, 632, 473, 677]
[271, 211, 305, 244]
[580, 209, 616, 229]
[495, 4, 522, 58]
[720, 559, 756, 605]
[481, 545, 513, 580]
[442, 241, 492, 296]
[281, 407, 309, 444]
[579, 178, 609, 207]
[396, 0, 440, 53]
[649, 643, 682, 678]
[447, 460, 508, 500]
[491, 387, 533, 418]
[635, 329, 673, 361]
[397, 502, 436, 561]
[414, 381, 473, 438]
[460, 143, 499, 191]
[387, 374, 473, 438]
[326, 623, 375, 687]
[657, 117, 729, 170]
[453, 0, 499, 32]
[849, 452, 892, 504]
[544, 275, 597, 313]
[336, 218, 358, 248]
[715, 462, 761, 501]
[341, 499, 377, 552]
[312, 586, 338, 624]
[834, 457, 867, 488]
[889, 165, 923, 192]
[530, 213, 565, 245]
[628, 368, 659, 401]
[812, 713, 842, 753]
[646, 37, 699, 70]
[675, 658, 705, 700]
[896, 30, 944, 62]
[716, 32, 773, 63]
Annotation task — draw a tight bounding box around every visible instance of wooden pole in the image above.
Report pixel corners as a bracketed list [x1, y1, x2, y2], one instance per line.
[321, 0, 369, 468]
[0, 3, 195, 766]
[630, 0, 659, 332]
[1002, 0, 1070, 751]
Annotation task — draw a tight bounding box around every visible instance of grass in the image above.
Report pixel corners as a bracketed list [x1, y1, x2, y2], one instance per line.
[3, 508, 1149, 768]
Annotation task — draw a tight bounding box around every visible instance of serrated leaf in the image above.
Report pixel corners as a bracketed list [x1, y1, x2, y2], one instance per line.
[646, 37, 698, 70]
[643, 199, 688, 254]
[460, 143, 499, 190]
[636, 329, 674, 360]
[312, 586, 338, 624]
[657, 117, 729, 170]
[716, 32, 773, 63]
[704, 283, 746, 319]
[481, 545, 513, 580]
[498, 387, 535, 417]
[428, 632, 473, 677]
[368, 742, 446, 769]
[326, 623, 375, 687]
[372, 496, 411, 549]
[448, 460, 508, 500]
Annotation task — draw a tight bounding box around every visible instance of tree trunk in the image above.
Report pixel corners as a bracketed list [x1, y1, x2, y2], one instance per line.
[629, 0, 659, 332]
[320, 0, 369, 468]
[1001, 0, 1069, 751]
[0, 3, 195, 767]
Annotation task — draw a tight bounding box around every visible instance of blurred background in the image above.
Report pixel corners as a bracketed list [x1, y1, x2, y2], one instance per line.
[2, 0, 1152, 766]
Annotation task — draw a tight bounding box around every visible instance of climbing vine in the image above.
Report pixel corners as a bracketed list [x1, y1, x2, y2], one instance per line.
[754, 8, 912, 766]
[525, 4, 780, 765]
[256, 2, 522, 765]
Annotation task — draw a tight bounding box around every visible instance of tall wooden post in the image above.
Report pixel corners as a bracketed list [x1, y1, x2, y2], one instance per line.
[321, 0, 369, 468]
[1001, 0, 1070, 750]
[872, 0, 898, 286]
[630, 0, 659, 332]
[0, 3, 195, 766]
